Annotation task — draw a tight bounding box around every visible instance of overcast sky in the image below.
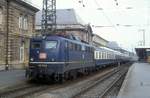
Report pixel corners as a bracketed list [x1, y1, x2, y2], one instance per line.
[31, 0, 150, 51]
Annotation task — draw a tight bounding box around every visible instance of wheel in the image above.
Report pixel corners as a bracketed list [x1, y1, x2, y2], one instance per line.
[59, 74, 65, 83]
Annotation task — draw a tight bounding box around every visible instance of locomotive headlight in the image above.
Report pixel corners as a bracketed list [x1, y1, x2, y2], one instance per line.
[51, 58, 55, 61]
[30, 58, 34, 61]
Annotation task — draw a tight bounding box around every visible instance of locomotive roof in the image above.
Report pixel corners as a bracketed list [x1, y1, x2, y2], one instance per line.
[31, 35, 93, 47]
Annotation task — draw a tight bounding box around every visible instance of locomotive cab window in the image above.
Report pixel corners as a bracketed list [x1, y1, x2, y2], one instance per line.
[45, 41, 57, 49]
[32, 42, 41, 49]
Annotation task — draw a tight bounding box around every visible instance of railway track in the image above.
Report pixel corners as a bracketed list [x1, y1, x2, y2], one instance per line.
[99, 69, 127, 98]
[0, 64, 130, 98]
[74, 65, 129, 98]
[0, 84, 46, 98]
[0, 82, 64, 98]
[34, 66, 120, 98]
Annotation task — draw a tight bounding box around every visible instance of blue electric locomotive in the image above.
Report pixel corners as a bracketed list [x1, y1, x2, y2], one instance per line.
[26, 35, 95, 82]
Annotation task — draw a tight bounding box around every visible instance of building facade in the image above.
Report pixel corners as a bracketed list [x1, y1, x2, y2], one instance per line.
[0, 0, 38, 70]
[35, 9, 93, 44]
[135, 47, 150, 62]
[93, 34, 109, 47]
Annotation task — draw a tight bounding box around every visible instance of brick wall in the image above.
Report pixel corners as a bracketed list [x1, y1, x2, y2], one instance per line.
[0, 0, 38, 69]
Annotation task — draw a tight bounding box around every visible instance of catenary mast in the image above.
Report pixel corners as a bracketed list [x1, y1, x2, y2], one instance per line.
[41, 0, 56, 35]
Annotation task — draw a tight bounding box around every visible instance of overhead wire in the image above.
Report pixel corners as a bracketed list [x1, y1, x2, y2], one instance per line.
[93, 0, 119, 32]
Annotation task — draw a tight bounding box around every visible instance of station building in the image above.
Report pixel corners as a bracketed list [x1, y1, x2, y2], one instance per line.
[0, 0, 39, 70]
[135, 47, 150, 62]
[35, 9, 93, 44]
[92, 34, 109, 47]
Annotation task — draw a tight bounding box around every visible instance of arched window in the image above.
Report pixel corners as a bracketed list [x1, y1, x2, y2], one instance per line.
[20, 42, 24, 63]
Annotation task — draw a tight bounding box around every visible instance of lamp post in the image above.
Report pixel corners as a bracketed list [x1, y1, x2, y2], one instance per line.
[138, 29, 145, 46]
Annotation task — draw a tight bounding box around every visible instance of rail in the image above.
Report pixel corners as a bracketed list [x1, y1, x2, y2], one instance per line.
[74, 64, 130, 98]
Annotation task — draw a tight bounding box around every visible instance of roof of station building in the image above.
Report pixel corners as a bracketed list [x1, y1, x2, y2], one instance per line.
[35, 9, 86, 26]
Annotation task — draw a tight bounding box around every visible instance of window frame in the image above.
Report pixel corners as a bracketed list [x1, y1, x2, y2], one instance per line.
[31, 42, 41, 49]
[19, 15, 28, 30]
[20, 44, 24, 63]
[0, 7, 2, 25]
[45, 40, 58, 49]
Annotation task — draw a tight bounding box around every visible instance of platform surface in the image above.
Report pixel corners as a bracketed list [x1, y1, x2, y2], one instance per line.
[0, 70, 26, 90]
[118, 63, 150, 98]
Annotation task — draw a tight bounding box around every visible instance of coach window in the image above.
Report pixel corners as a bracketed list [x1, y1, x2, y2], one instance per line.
[87, 47, 90, 52]
[113, 54, 115, 59]
[97, 52, 99, 59]
[87, 47, 89, 52]
[105, 52, 106, 59]
[81, 45, 85, 51]
[109, 53, 111, 59]
[79, 45, 81, 51]
[103, 52, 105, 59]
[99, 52, 101, 59]
[94, 51, 96, 59]
[105, 52, 107, 59]
[95, 51, 98, 59]
[111, 54, 113, 59]
[102, 52, 104, 59]
[96, 51, 98, 59]
[106, 52, 108, 59]
[85, 47, 87, 52]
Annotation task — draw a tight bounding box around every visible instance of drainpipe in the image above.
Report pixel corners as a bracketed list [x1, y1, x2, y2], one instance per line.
[5, 0, 9, 70]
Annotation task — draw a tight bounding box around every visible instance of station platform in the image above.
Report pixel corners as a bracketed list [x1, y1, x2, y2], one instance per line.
[118, 63, 150, 98]
[0, 70, 26, 91]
